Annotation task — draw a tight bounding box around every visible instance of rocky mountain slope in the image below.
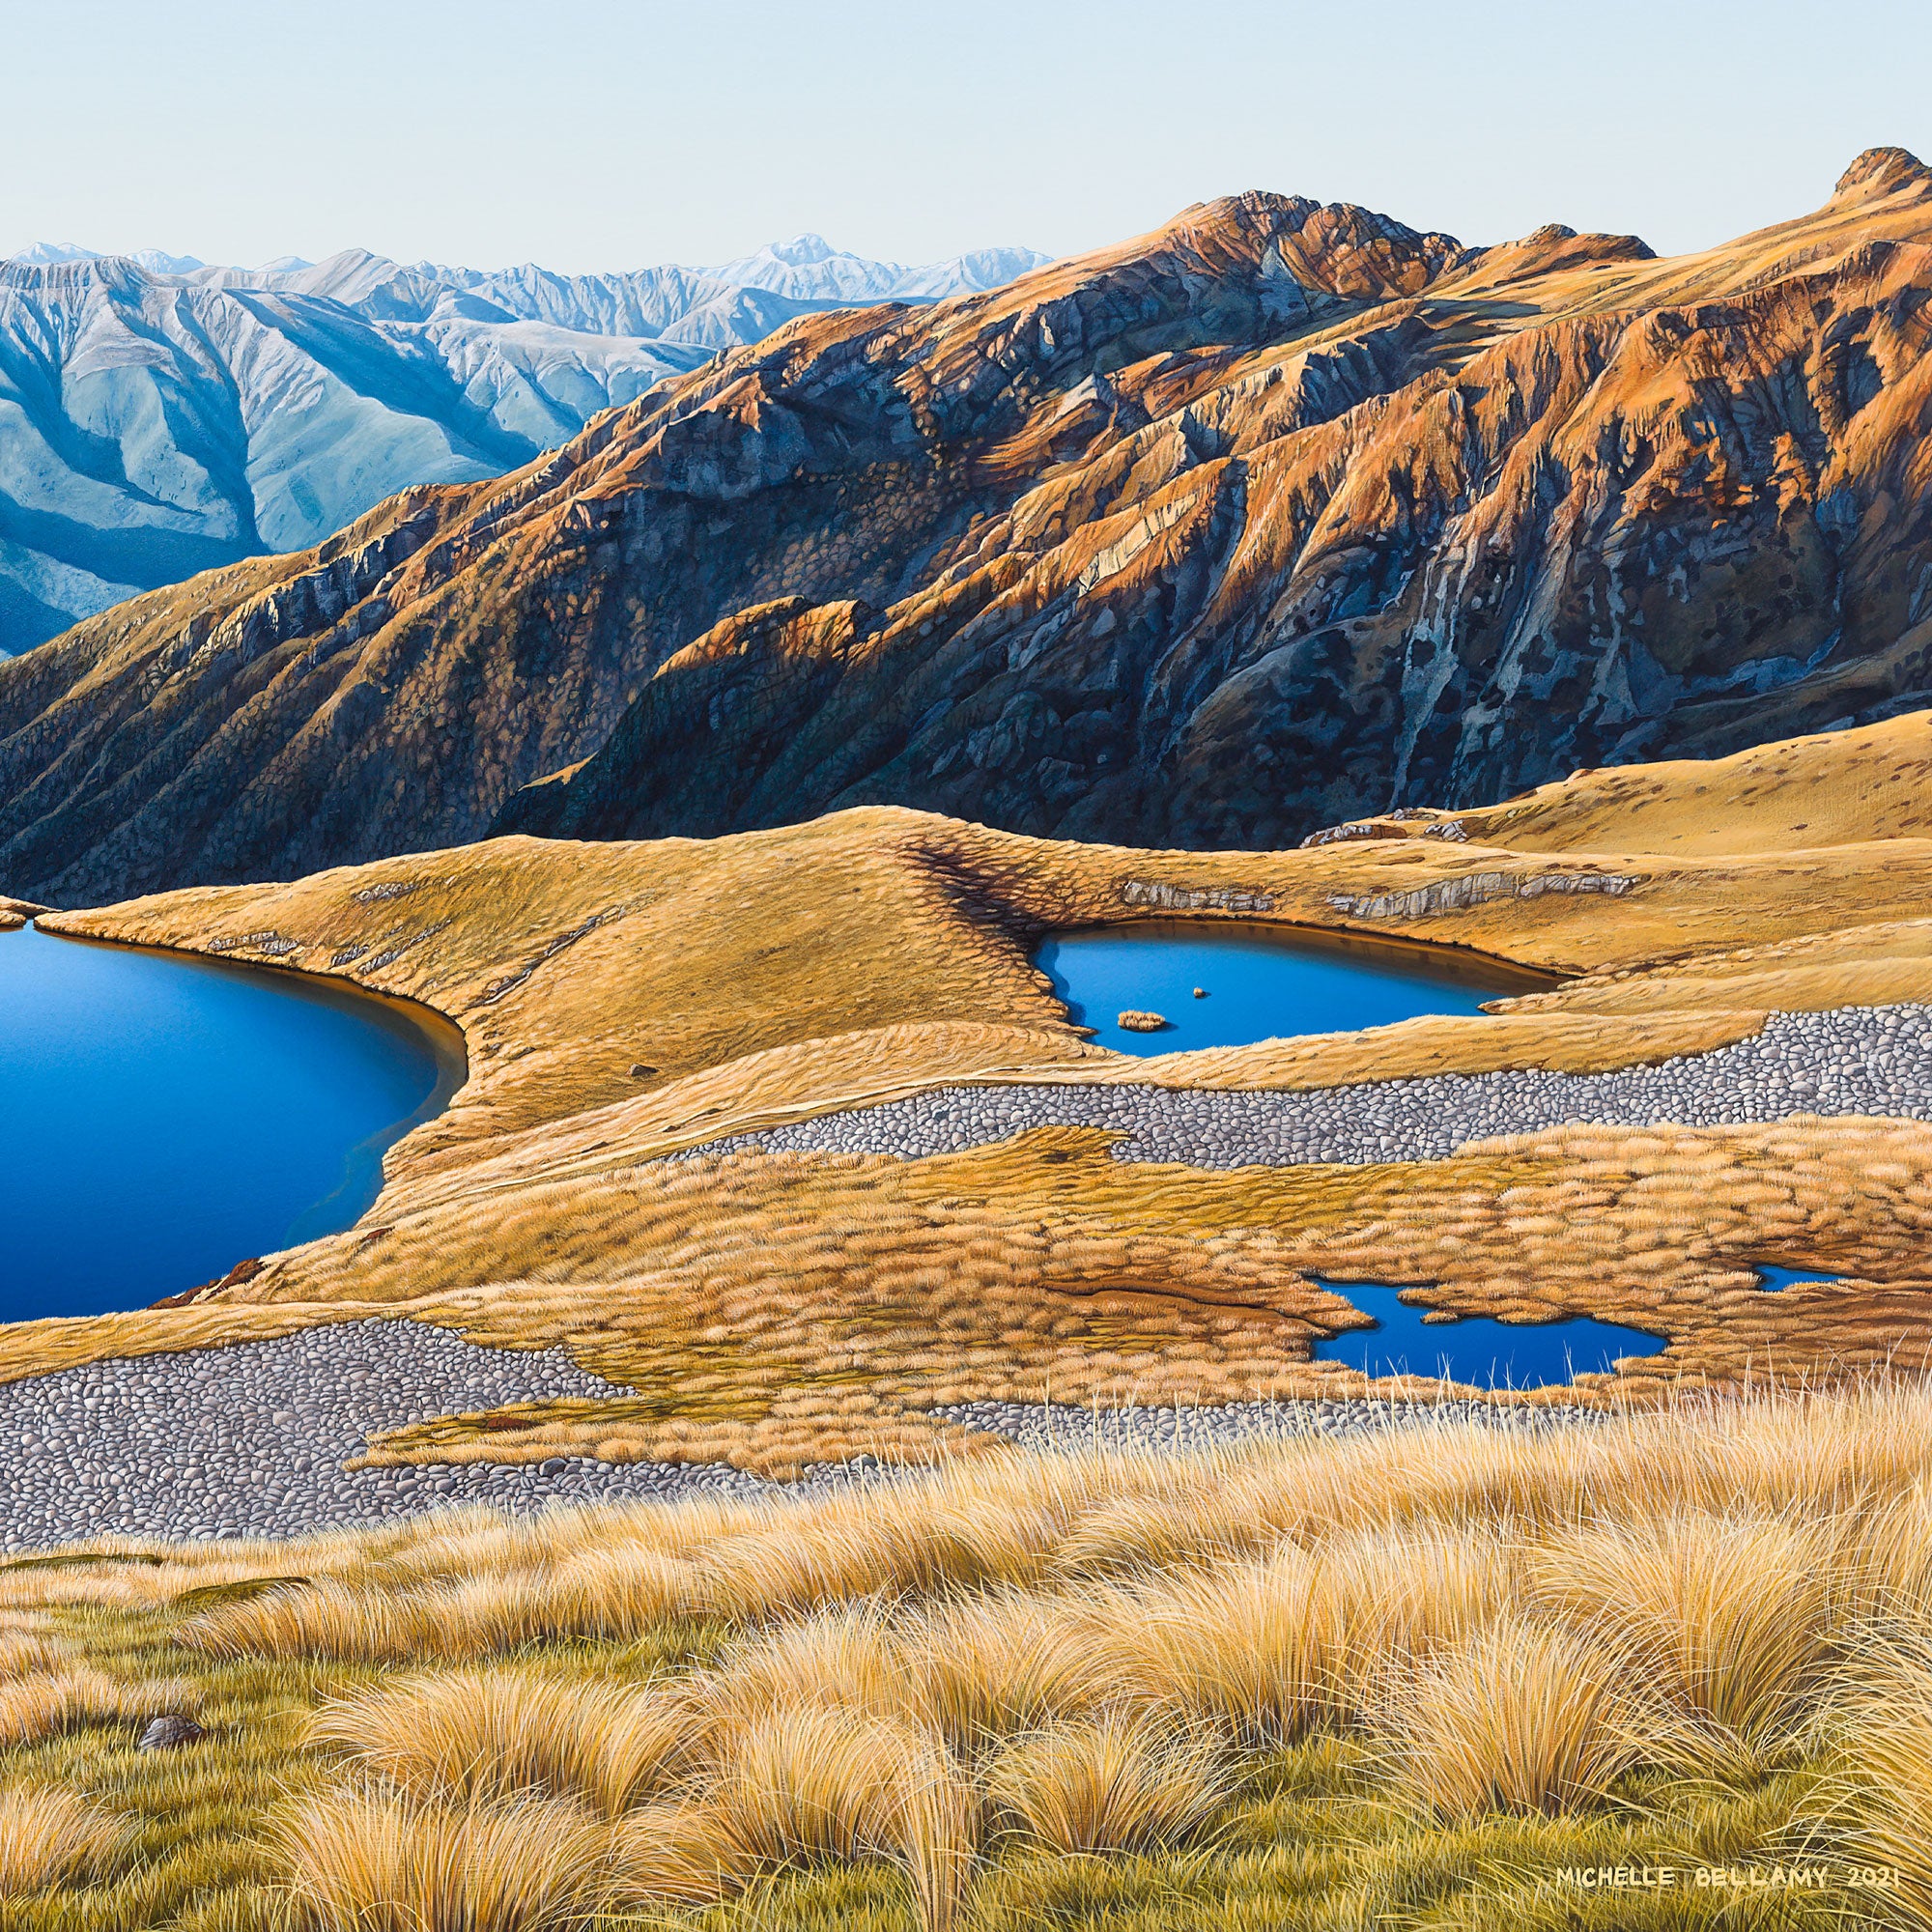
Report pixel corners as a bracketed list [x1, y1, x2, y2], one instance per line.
[3, 152, 1929, 905]
[0, 238, 1046, 652]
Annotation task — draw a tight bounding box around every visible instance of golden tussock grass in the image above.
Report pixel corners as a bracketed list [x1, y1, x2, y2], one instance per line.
[144, 1102, 1932, 1480]
[606, 1799, 762, 1905]
[308, 1666, 696, 1815]
[0, 1632, 62, 1679]
[1529, 1510, 1835, 1754]
[13, 1080, 1932, 1483]
[0, 1666, 200, 1747]
[179, 1580, 433, 1664]
[1378, 1614, 1634, 1820]
[895, 1591, 1112, 1750]
[1827, 1640, 1932, 1929]
[161, 1381, 1932, 1674]
[203, 1382, 1932, 1927]
[693, 1604, 905, 1727]
[985, 1715, 1229, 1854]
[32, 1383, 1932, 1925]
[683, 1704, 977, 1931]
[271, 1785, 613, 1932]
[37, 781, 1932, 1457]
[0, 1784, 132, 1896]
[176, 1559, 703, 1663]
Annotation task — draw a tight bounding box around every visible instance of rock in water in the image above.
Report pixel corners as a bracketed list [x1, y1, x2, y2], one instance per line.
[1118, 1010, 1172, 1033]
[137, 1714, 207, 1750]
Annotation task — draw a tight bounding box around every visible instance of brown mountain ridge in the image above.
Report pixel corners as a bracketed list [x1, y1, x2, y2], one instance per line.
[2, 151, 1930, 903]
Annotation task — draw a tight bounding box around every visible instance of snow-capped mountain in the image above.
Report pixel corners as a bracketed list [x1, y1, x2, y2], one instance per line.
[12, 241, 211, 274]
[694, 233, 1050, 303]
[0, 236, 1050, 652]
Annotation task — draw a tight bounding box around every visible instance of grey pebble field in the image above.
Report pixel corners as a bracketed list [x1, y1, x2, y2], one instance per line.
[2, 999, 1918, 1549]
[0, 1323, 1585, 1552]
[677, 1003, 1932, 1170]
[0, 1323, 776, 1553]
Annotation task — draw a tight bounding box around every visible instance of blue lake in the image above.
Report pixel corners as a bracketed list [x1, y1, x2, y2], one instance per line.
[1312, 1279, 1668, 1388]
[1037, 920, 1548, 1057]
[0, 924, 461, 1322]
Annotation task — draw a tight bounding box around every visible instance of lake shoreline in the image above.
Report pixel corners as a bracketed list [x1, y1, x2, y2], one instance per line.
[27, 916, 471, 1101]
[0, 923, 467, 1321]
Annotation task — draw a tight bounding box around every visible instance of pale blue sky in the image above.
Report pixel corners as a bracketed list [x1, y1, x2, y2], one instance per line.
[6, 0, 1927, 271]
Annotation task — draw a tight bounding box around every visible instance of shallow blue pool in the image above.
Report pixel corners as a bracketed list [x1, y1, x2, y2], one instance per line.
[1036, 920, 1544, 1057]
[0, 924, 460, 1321]
[1754, 1264, 1839, 1293]
[1311, 1278, 1668, 1388]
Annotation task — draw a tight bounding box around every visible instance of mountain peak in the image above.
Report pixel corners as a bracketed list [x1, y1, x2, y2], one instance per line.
[1833, 146, 1932, 203]
[764, 234, 839, 266]
[12, 241, 96, 266]
[7, 242, 205, 274]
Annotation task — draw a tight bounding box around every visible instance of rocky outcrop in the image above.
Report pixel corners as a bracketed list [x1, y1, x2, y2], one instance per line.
[5, 154, 1932, 904]
[1120, 879, 1278, 913]
[1325, 871, 1640, 922]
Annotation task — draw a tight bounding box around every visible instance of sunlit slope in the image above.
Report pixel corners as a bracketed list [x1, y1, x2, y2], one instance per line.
[8, 152, 1932, 900]
[1389, 709, 1932, 856]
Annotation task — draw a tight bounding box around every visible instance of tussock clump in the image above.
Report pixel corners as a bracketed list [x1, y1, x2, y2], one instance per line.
[1317, 1521, 1520, 1706]
[1833, 1480, 1932, 1620]
[900, 1589, 1112, 1749]
[704, 1704, 962, 1866]
[34, 1384, 1932, 1921]
[0, 1667, 199, 1747]
[1096, 1545, 1341, 1744]
[310, 1666, 696, 1815]
[607, 1800, 757, 1905]
[273, 1785, 612, 1932]
[1044, 1469, 1245, 1581]
[1829, 1647, 1932, 1928]
[611, 1703, 977, 1932]
[177, 1566, 687, 1663]
[1379, 1615, 1634, 1820]
[542, 1544, 698, 1637]
[178, 1579, 425, 1663]
[986, 1715, 1229, 1854]
[1530, 1510, 1833, 1751]
[696, 1603, 904, 1726]
[1091, 1520, 1513, 1744]
[690, 1481, 1051, 1620]
[0, 1632, 62, 1678]
[0, 1785, 132, 1895]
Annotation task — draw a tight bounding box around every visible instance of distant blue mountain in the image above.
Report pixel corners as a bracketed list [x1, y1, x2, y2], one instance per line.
[0, 236, 1050, 651]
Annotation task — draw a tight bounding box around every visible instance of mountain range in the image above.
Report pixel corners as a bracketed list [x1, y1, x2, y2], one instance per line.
[1, 150, 1929, 907]
[0, 235, 1050, 650]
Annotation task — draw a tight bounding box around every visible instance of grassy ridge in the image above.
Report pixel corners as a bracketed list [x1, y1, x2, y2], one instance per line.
[14, 760, 1932, 1461]
[2, 1386, 1932, 1926]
